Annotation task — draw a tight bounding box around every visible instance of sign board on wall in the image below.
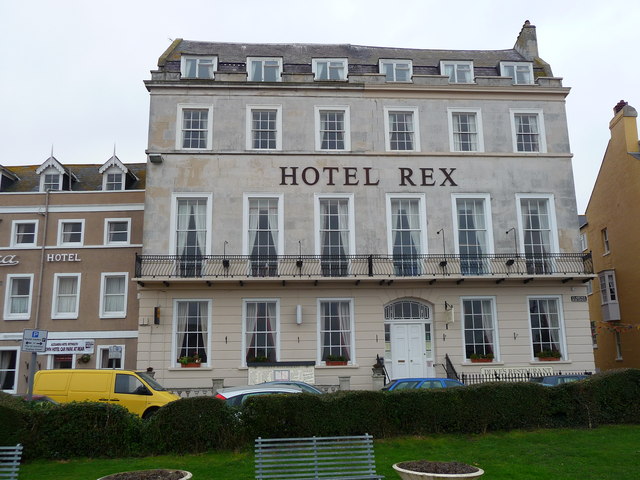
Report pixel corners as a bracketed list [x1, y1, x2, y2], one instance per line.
[45, 339, 95, 355]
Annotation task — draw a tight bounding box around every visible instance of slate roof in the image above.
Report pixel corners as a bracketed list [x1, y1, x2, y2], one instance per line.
[157, 35, 553, 78]
[0, 163, 146, 193]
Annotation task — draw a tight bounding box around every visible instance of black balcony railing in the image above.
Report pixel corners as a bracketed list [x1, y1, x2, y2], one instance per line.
[135, 252, 593, 280]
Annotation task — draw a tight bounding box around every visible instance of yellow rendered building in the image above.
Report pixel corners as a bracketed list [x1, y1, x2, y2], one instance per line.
[582, 101, 640, 370]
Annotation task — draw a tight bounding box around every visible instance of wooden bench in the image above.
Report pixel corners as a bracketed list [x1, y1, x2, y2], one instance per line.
[255, 434, 384, 479]
[0, 444, 23, 480]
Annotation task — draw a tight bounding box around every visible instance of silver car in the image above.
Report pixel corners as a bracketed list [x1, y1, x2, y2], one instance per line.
[215, 384, 302, 406]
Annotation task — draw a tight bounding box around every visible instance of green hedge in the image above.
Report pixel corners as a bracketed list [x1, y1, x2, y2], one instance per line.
[3, 369, 639, 459]
[142, 396, 241, 453]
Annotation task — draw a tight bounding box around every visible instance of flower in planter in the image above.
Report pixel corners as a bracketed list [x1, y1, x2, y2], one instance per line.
[325, 354, 348, 363]
[469, 353, 494, 361]
[177, 352, 202, 365]
[535, 349, 562, 359]
[77, 354, 92, 364]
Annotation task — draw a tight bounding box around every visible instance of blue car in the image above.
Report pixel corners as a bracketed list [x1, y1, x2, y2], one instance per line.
[382, 378, 465, 391]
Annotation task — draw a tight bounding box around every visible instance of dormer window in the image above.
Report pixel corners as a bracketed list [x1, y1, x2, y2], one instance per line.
[312, 59, 347, 81]
[104, 172, 124, 191]
[441, 61, 474, 83]
[247, 57, 282, 82]
[36, 157, 75, 192]
[379, 60, 412, 82]
[500, 62, 534, 84]
[181, 56, 217, 79]
[43, 173, 61, 191]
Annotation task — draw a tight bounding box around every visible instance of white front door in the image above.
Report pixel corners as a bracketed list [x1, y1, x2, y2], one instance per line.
[390, 323, 433, 378]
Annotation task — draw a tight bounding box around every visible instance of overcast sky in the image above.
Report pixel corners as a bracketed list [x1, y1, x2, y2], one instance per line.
[1, 0, 638, 212]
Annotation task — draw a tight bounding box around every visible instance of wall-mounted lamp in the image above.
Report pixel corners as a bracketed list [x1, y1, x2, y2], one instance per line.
[148, 153, 164, 164]
[513, 332, 519, 340]
[296, 305, 303, 325]
[505, 227, 518, 254]
[505, 259, 515, 267]
[444, 301, 454, 311]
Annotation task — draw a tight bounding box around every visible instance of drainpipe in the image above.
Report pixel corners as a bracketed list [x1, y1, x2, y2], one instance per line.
[27, 190, 50, 400]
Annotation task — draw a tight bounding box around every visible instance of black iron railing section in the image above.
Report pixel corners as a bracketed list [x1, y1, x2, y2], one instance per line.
[135, 252, 593, 279]
[444, 354, 460, 381]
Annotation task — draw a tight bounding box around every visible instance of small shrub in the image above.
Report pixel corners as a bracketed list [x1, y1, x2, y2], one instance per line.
[26, 402, 142, 459]
[0, 392, 30, 445]
[142, 397, 240, 453]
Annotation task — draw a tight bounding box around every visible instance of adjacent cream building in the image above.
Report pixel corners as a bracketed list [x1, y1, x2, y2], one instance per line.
[136, 21, 595, 390]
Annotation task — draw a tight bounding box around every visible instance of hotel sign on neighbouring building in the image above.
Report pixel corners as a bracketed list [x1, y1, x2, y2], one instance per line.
[47, 253, 81, 262]
[45, 339, 95, 354]
[0, 254, 19, 266]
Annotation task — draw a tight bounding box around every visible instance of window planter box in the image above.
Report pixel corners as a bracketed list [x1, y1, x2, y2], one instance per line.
[180, 363, 201, 368]
[325, 361, 348, 366]
[537, 357, 560, 361]
[470, 358, 493, 363]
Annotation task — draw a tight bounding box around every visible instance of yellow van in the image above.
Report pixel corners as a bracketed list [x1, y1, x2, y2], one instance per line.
[33, 369, 179, 418]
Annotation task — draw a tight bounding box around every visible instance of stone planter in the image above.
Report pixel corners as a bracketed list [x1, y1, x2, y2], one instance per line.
[393, 461, 484, 480]
[97, 469, 192, 480]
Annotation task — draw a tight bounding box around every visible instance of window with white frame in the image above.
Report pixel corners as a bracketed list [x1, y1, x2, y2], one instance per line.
[529, 297, 564, 360]
[500, 62, 534, 84]
[448, 109, 483, 152]
[601, 228, 610, 254]
[590, 321, 598, 348]
[58, 219, 84, 246]
[4, 274, 33, 320]
[511, 109, 546, 153]
[462, 297, 497, 360]
[176, 105, 213, 150]
[614, 331, 623, 360]
[598, 270, 618, 305]
[52, 273, 81, 319]
[315, 106, 350, 151]
[246, 106, 282, 150]
[11, 220, 38, 247]
[181, 56, 217, 79]
[245, 196, 281, 277]
[172, 195, 211, 277]
[312, 58, 347, 80]
[174, 300, 210, 366]
[100, 273, 128, 318]
[379, 60, 412, 82]
[384, 107, 419, 151]
[387, 195, 425, 276]
[244, 300, 278, 364]
[247, 57, 282, 82]
[316, 196, 354, 277]
[319, 299, 353, 363]
[105, 219, 131, 245]
[441, 61, 473, 83]
[0, 349, 18, 393]
[517, 195, 558, 275]
[104, 172, 124, 191]
[586, 279, 593, 295]
[454, 196, 492, 275]
[42, 172, 61, 192]
[580, 233, 588, 252]
[98, 345, 124, 369]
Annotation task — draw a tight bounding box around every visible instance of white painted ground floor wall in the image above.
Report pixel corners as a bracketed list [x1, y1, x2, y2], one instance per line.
[136, 281, 595, 390]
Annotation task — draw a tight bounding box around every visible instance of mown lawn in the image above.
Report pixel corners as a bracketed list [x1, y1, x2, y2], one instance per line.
[20, 424, 640, 480]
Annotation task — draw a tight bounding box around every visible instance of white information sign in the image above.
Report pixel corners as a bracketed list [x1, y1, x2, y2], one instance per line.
[22, 329, 48, 353]
[108, 346, 123, 359]
[45, 339, 95, 355]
